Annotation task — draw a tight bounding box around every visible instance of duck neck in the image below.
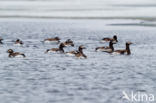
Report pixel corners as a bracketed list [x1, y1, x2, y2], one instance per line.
[59, 45, 64, 52]
[8, 52, 13, 57]
[126, 44, 131, 55]
[109, 42, 114, 51]
[79, 48, 83, 53]
[115, 38, 118, 42]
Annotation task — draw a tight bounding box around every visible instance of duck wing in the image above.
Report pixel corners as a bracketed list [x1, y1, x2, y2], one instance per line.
[102, 38, 113, 41]
[114, 50, 126, 54]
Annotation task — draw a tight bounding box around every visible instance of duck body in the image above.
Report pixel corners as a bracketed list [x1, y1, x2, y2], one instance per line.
[44, 37, 60, 44]
[63, 39, 74, 47]
[14, 39, 23, 46]
[66, 45, 87, 58]
[112, 50, 127, 55]
[7, 49, 26, 58]
[66, 51, 78, 56]
[45, 43, 65, 53]
[75, 45, 87, 58]
[101, 35, 118, 43]
[96, 41, 115, 53]
[96, 47, 112, 52]
[75, 51, 87, 59]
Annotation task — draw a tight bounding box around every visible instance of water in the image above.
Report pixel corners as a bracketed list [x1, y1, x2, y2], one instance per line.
[0, 0, 156, 26]
[0, 0, 156, 103]
[0, 18, 156, 103]
[0, 0, 156, 19]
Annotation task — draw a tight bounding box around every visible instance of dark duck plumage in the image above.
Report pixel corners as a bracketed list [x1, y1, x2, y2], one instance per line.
[45, 43, 65, 53]
[113, 42, 132, 55]
[75, 46, 87, 58]
[96, 40, 115, 53]
[101, 35, 118, 43]
[15, 39, 23, 46]
[66, 45, 87, 58]
[63, 39, 74, 47]
[0, 37, 3, 44]
[7, 49, 26, 58]
[44, 37, 60, 43]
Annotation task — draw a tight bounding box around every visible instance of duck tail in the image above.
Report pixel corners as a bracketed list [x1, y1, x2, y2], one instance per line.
[45, 49, 50, 53]
[22, 54, 26, 57]
[95, 47, 99, 51]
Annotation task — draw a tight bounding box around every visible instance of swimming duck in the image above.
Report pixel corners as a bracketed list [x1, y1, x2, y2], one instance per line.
[96, 40, 115, 53]
[44, 37, 60, 44]
[14, 39, 23, 46]
[0, 37, 3, 44]
[67, 45, 87, 58]
[66, 46, 80, 56]
[75, 45, 87, 58]
[101, 35, 118, 43]
[63, 39, 74, 47]
[7, 49, 26, 58]
[45, 43, 65, 53]
[66, 50, 78, 56]
[112, 42, 132, 55]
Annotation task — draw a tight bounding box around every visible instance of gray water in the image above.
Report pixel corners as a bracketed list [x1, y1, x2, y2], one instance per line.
[0, 18, 156, 103]
[0, 0, 156, 27]
[0, 0, 156, 20]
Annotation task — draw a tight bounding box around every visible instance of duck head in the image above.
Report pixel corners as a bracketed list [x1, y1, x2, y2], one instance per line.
[113, 35, 118, 42]
[55, 37, 60, 40]
[126, 42, 133, 45]
[65, 39, 74, 46]
[7, 49, 14, 54]
[79, 45, 86, 50]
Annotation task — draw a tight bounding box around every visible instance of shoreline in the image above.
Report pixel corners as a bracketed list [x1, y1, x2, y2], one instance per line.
[0, 17, 155, 27]
[0, 16, 156, 21]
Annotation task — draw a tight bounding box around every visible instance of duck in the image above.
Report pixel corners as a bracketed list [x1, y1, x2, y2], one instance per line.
[45, 43, 65, 53]
[75, 45, 87, 58]
[0, 37, 3, 44]
[96, 40, 115, 53]
[14, 39, 23, 46]
[63, 39, 74, 47]
[101, 35, 118, 43]
[112, 42, 132, 55]
[44, 37, 60, 44]
[66, 46, 80, 56]
[66, 45, 87, 58]
[66, 50, 78, 56]
[7, 49, 26, 58]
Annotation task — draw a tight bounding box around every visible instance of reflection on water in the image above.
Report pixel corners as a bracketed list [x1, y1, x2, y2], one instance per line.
[0, 19, 156, 103]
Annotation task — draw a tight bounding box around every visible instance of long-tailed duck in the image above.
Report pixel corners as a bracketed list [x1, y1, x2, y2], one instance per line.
[44, 37, 60, 44]
[101, 35, 118, 43]
[14, 39, 23, 46]
[96, 40, 115, 53]
[112, 42, 132, 55]
[45, 43, 65, 53]
[7, 49, 26, 58]
[66, 45, 87, 58]
[63, 39, 74, 47]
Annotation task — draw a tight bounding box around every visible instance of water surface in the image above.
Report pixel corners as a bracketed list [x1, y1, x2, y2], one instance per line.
[0, 18, 156, 103]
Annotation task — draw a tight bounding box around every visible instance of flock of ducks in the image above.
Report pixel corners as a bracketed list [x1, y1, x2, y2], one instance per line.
[96, 35, 132, 55]
[0, 35, 132, 59]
